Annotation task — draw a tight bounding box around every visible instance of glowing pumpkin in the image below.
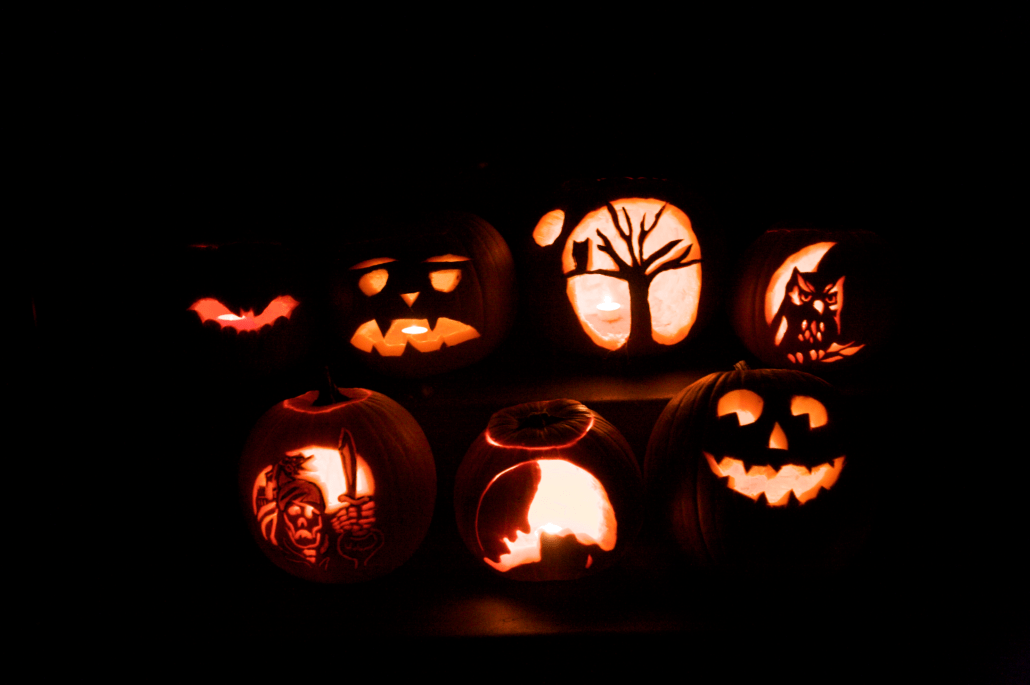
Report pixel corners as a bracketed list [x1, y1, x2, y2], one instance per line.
[177, 242, 314, 376]
[240, 386, 435, 583]
[330, 211, 516, 378]
[731, 229, 892, 370]
[645, 364, 866, 570]
[528, 179, 720, 357]
[454, 399, 644, 581]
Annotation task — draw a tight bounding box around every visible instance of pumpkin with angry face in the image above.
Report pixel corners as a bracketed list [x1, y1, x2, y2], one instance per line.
[645, 365, 866, 570]
[330, 212, 516, 377]
[528, 178, 720, 357]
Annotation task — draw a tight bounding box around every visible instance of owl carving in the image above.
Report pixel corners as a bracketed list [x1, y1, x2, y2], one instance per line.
[772, 268, 858, 364]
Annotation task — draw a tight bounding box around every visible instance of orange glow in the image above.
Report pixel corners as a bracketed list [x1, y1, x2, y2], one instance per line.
[705, 453, 845, 506]
[764, 242, 835, 325]
[561, 198, 701, 350]
[350, 257, 397, 270]
[283, 388, 371, 413]
[358, 269, 389, 296]
[400, 292, 420, 306]
[190, 295, 299, 332]
[479, 460, 616, 572]
[768, 422, 788, 450]
[791, 395, 828, 429]
[423, 254, 471, 263]
[532, 209, 565, 247]
[485, 415, 595, 450]
[283, 446, 375, 515]
[350, 318, 480, 356]
[717, 389, 764, 426]
[428, 269, 462, 292]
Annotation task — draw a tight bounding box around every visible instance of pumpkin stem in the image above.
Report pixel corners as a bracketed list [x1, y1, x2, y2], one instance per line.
[312, 366, 344, 406]
[734, 360, 751, 372]
[519, 412, 563, 430]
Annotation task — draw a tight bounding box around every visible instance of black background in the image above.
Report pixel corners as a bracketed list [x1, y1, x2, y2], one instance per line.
[24, 68, 1023, 679]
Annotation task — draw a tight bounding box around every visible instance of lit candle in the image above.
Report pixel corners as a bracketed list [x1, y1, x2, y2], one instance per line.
[596, 296, 621, 321]
[402, 325, 429, 335]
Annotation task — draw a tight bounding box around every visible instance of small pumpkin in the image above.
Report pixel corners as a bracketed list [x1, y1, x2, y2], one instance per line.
[527, 178, 720, 357]
[240, 386, 435, 583]
[329, 211, 516, 378]
[731, 229, 892, 370]
[455, 399, 644, 581]
[645, 364, 864, 570]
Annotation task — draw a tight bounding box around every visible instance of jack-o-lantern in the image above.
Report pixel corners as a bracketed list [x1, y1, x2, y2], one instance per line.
[330, 212, 516, 378]
[455, 399, 644, 581]
[645, 365, 865, 570]
[528, 179, 719, 357]
[240, 386, 435, 583]
[176, 242, 314, 377]
[731, 229, 892, 370]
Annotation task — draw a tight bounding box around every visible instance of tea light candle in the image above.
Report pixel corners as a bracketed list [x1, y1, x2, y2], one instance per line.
[597, 296, 621, 322]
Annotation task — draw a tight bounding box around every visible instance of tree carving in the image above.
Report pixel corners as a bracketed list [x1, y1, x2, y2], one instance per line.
[566, 202, 701, 352]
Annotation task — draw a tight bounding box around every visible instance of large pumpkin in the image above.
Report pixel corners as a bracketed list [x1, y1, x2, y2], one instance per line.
[176, 242, 314, 377]
[645, 365, 865, 570]
[329, 211, 516, 378]
[455, 399, 644, 581]
[731, 229, 892, 370]
[240, 386, 435, 583]
[527, 178, 720, 357]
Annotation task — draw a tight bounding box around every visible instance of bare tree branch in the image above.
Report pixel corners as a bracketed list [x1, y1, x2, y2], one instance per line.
[643, 239, 684, 271]
[595, 229, 630, 271]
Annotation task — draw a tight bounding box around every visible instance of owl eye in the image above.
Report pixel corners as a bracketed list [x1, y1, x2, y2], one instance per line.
[825, 293, 837, 304]
[800, 292, 812, 302]
[358, 269, 389, 296]
[717, 389, 764, 426]
[791, 395, 828, 429]
[429, 269, 462, 292]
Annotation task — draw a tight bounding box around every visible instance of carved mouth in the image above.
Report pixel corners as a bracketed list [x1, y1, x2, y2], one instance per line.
[350, 318, 480, 356]
[704, 452, 844, 506]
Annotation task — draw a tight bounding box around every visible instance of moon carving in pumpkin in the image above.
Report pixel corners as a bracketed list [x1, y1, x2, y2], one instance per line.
[706, 388, 844, 506]
[535, 198, 702, 352]
[252, 427, 384, 569]
[476, 459, 617, 573]
[189, 295, 300, 333]
[766, 243, 863, 364]
[347, 254, 481, 357]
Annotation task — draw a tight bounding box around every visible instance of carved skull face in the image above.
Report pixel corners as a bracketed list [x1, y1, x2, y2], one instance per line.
[705, 388, 843, 506]
[281, 482, 326, 550]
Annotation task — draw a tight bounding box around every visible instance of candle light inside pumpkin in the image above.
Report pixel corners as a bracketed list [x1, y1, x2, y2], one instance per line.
[402, 325, 429, 335]
[596, 296, 621, 322]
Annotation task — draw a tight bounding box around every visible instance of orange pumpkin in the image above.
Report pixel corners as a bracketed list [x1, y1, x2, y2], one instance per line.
[240, 386, 435, 583]
[455, 399, 644, 581]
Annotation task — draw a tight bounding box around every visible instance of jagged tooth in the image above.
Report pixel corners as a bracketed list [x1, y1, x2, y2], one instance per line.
[374, 315, 392, 336]
[427, 315, 440, 331]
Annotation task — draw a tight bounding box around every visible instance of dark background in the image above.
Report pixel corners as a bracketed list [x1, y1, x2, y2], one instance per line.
[25, 78, 1023, 678]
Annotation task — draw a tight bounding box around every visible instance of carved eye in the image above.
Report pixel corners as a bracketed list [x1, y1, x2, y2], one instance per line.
[429, 269, 462, 292]
[717, 389, 764, 426]
[825, 293, 837, 304]
[288, 505, 302, 516]
[791, 395, 828, 429]
[358, 269, 389, 296]
[800, 292, 812, 302]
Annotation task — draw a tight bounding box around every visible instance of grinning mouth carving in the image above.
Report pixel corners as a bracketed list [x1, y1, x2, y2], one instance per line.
[704, 452, 844, 506]
[350, 318, 480, 356]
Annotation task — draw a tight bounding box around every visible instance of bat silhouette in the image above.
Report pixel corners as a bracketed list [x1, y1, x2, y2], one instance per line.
[190, 295, 299, 332]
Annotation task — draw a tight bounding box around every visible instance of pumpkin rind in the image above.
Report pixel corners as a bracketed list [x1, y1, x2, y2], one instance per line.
[240, 387, 435, 583]
[645, 368, 865, 571]
[455, 399, 644, 581]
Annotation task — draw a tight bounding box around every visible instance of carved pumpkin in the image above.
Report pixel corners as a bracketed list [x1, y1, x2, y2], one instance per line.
[177, 242, 314, 376]
[528, 179, 719, 357]
[645, 365, 865, 570]
[454, 399, 644, 581]
[240, 386, 435, 583]
[330, 211, 516, 378]
[731, 229, 892, 370]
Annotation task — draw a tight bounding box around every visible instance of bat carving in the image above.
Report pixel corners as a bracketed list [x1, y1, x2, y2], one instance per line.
[190, 295, 299, 332]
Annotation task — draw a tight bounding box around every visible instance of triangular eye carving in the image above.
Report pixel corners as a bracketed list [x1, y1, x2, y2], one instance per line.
[791, 395, 828, 429]
[716, 389, 763, 426]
